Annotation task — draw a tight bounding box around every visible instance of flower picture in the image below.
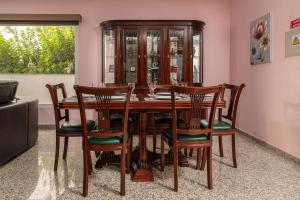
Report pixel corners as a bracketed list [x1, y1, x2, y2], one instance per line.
[250, 13, 271, 65]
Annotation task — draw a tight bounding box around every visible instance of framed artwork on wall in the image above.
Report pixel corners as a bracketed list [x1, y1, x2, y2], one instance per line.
[250, 13, 272, 65]
[285, 27, 300, 57]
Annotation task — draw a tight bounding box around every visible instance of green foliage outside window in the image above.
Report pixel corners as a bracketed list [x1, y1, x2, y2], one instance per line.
[0, 26, 75, 74]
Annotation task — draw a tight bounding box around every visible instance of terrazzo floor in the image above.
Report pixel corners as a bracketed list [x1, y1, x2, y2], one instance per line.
[0, 129, 300, 200]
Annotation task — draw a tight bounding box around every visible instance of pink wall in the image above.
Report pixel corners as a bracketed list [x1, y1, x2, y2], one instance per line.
[2, 0, 298, 159]
[0, 0, 231, 124]
[230, 0, 300, 158]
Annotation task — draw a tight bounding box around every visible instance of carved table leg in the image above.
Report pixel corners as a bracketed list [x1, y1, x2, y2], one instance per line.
[132, 111, 154, 182]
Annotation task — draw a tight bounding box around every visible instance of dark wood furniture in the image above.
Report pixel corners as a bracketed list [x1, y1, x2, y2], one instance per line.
[101, 20, 204, 87]
[151, 84, 173, 154]
[161, 85, 222, 191]
[74, 85, 132, 196]
[46, 83, 96, 171]
[59, 90, 225, 182]
[153, 84, 204, 156]
[201, 83, 245, 168]
[0, 97, 38, 165]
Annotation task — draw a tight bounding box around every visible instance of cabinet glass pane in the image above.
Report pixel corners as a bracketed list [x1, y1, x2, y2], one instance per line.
[193, 33, 201, 83]
[146, 30, 161, 83]
[124, 30, 138, 83]
[169, 29, 184, 84]
[103, 30, 115, 83]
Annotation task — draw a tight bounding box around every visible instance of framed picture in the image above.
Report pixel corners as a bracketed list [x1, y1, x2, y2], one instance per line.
[285, 27, 300, 57]
[250, 13, 272, 65]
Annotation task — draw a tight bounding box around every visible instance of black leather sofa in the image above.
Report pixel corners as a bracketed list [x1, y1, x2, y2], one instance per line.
[0, 97, 38, 165]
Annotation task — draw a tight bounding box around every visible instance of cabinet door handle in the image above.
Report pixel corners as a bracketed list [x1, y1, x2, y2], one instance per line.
[190, 54, 193, 58]
[144, 55, 147, 58]
[138, 55, 141, 59]
[167, 54, 170, 58]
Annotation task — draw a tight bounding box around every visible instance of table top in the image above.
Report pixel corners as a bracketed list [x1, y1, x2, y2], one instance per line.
[59, 94, 225, 110]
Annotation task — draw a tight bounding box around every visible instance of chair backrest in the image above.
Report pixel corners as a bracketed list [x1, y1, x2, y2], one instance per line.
[218, 83, 245, 128]
[46, 83, 69, 130]
[171, 85, 222, 142]
[74, 85, 131, 145]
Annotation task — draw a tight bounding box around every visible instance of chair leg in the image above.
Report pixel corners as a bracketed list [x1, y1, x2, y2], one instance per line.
[196, 148, 202, 170]
[126, 138, 132, 174]
[232, 134, 237, 168]
[189, 148, 194, 157]
[63, 137, 69, 160]
[218, 136, 224, 157]
[200, 148, 207, 171]
[54, 136, 60, 171]
[184, 148, 188, 157]
[88, 151, 93, 175]
[207, 147, 213, 189]
[83, 150, 89, 197]
[173, 146, 178, 192]
[161, 135, 165, 172]
[153, 134, 157, 154]
[120, 148, 126, 196]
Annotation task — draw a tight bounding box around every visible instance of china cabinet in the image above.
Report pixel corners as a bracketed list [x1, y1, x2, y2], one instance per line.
[101, 20, 205, 87]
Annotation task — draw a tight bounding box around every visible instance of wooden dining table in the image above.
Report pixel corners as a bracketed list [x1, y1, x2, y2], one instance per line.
[59, 93, 225, 182]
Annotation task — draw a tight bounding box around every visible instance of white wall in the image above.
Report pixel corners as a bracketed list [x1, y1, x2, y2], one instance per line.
[0, 74, 75, 104]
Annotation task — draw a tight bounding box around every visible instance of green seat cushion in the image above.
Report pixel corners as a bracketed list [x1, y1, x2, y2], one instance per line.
[154, 115, 185, 125]
[110, 113, 133, 124]
[201, 120, 232, 130]
[163, 128, 208, 142]
[59, 120, 96, 132]
[88, 130, 128, 145]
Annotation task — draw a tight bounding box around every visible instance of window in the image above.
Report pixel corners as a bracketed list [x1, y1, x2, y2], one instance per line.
[0, 26, 75, 74]
[0, 25, 77, 104]
[0, 14, 81, 104]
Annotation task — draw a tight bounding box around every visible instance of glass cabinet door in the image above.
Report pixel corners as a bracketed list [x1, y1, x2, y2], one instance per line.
[103, 29, 115, 83]
[193, 32, 202, 83]
[124, 30, 138, 83]
[146, 30, 161, 83]
[169, 29, 184, 84]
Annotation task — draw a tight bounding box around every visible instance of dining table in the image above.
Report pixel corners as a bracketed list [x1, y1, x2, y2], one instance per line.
[58, 92, 226, 182]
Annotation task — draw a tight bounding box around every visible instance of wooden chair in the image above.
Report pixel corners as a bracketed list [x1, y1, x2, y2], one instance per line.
[200, 83, 245, 168]
[161, 85, 222, 191]
[152, 84, 186, 154]
[46, 83, 96, 171]
[74, 85, 132, 196]
[152, 85, 172, 154]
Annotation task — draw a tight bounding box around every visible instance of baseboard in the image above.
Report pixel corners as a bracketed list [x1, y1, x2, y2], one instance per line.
[39, 124, 55, 129]
[237, 128, 300, 165]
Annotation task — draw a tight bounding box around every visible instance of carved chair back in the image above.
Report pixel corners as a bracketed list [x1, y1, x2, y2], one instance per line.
[218, 83, 245, 128]
[46, 83, 69, 130]
[171, 85, 222, 143]
[74, 85, 131, 146]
